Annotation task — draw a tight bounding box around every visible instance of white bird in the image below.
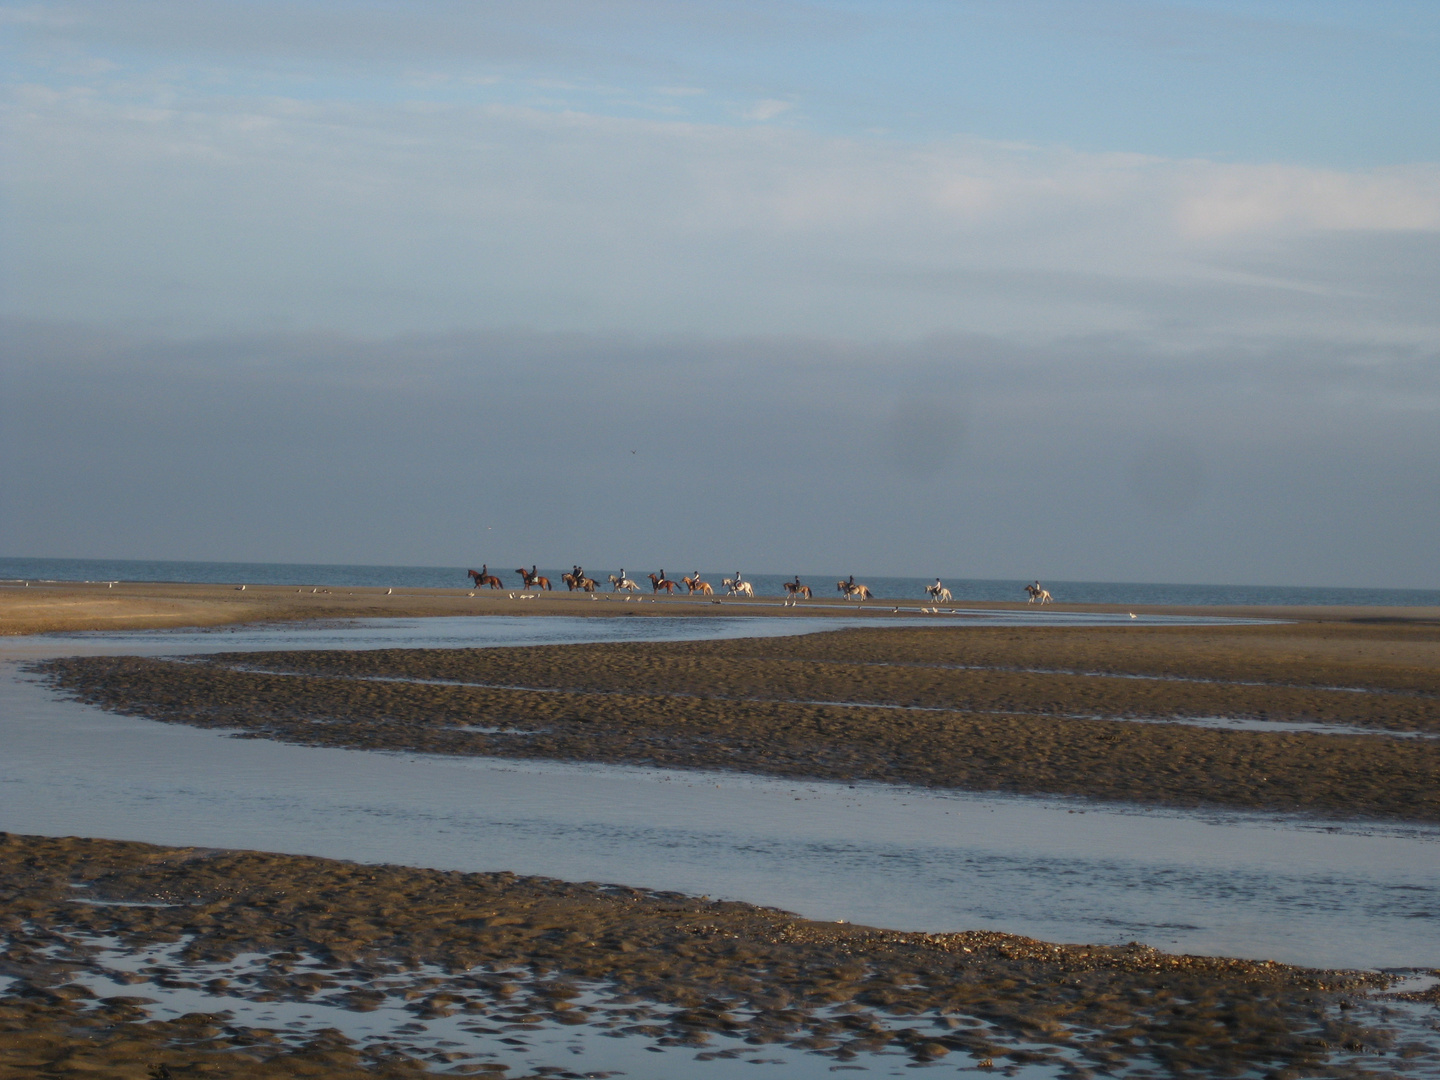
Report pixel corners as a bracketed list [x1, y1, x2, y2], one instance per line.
[386, 588, 393, 595]
[1129, 612, 1137, 619]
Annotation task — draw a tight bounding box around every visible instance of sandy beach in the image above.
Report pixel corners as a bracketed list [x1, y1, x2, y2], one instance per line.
[6, 577, 1440, 636]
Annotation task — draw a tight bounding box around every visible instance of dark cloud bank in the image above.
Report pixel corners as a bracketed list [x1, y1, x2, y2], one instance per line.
[3, 320, 1437, 588]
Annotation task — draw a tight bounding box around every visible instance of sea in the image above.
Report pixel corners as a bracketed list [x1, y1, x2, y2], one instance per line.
[3, 556, 1437, 607]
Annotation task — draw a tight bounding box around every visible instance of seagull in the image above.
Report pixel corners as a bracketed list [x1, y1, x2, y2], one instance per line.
[386, 588, 393, 595]
[1129, 612, 1137, 619]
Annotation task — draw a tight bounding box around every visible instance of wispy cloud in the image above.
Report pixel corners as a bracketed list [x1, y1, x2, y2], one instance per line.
[744, 98, 793, 122]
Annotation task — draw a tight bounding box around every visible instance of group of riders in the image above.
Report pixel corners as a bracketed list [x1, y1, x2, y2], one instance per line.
[466, 565, 1054, 604]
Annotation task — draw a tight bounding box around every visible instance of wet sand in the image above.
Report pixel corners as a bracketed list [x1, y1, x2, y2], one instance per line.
[6, 578, 1440, 636]
[2, 833, 1412, 1080]
[37, 622, 1440, 821]
[10, 590, 1440, 1076]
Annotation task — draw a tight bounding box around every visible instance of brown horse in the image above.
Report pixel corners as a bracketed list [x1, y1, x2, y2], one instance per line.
[649, 572, 680, 595]
[783, 579, 812, 603]
[516, 568, 552, 591]
[467, 566, 502, 589]
[683, 574, 713, 596]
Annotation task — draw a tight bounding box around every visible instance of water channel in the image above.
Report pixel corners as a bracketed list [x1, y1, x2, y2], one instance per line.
[3, 615, 1435, 974]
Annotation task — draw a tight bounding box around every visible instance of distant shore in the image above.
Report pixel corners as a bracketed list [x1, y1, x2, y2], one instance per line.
[4, 578, 1440, 636]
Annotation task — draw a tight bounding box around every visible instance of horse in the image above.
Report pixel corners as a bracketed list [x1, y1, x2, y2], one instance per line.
[562, 572, 596, 592]
[925, 582, 952, 603]
[610, 574, 640, 592]
[684, 574, 713, 596]
[467, 566, 503, 589]
[846, 583, 873, 601]
[649, 573, 680, 595]
[1024, 584, 1052, 605]
[723, 578, 754, 597]
[517, 568, 553, 591]
[782, 580, 812, 605]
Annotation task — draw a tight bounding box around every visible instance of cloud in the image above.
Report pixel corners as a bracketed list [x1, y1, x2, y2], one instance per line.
[3, 321, 1437, 587]
[4, 81, 1438, 352]
[1175, 162, 1440, 239]
[744, 98, 793, 122]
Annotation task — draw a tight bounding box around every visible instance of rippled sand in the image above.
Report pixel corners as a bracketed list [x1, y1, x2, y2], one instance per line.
[38, 622, 1440, 821]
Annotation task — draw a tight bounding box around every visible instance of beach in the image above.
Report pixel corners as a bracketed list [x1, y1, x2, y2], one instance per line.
[5, 577, 1440, 636]
[3, 584, 1439, 1077]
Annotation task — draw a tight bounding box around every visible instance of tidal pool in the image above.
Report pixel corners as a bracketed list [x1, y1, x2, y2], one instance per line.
[1, 617, 1436, 974]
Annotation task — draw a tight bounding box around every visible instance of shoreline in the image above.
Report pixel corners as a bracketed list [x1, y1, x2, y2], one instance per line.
[5, 578, 1440, 637]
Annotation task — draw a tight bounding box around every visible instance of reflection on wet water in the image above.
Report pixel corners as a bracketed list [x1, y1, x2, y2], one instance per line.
[2, 617, 1438, 974]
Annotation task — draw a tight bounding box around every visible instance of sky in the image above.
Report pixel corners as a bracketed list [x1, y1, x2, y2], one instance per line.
[2, 1, 1438, 587]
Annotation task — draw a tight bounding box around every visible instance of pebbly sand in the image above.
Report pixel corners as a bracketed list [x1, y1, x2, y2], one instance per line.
[1, 833, 1421, 1080]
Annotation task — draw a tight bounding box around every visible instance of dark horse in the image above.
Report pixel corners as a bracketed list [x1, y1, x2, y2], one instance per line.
[467, 565, 503, 589]
[649, 572, 680, 595]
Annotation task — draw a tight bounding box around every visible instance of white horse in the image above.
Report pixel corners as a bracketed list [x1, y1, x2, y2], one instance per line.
[925, 582, 952, 603]
[1024, 584, 1053, 605]
[724, 578, 754, 597]
[610, 574, 640, 592]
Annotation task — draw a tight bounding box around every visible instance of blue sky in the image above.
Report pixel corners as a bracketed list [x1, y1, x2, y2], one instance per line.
[7, 1, 1438, 165]
[2, 2, 1438, 585]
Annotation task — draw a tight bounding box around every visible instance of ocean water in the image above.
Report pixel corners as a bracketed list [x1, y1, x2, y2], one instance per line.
[4, 556, 1438, 607]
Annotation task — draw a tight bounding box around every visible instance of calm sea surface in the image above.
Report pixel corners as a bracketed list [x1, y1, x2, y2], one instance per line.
[4, 556, 1437, 607]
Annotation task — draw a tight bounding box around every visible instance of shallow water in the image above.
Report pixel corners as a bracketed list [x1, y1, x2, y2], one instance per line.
[2, 618, 1438, 973]
[36, 934, 1073, 1080]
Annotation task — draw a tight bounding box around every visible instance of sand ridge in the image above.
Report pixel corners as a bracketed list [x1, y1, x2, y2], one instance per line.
[36, 623, 1440, 822]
